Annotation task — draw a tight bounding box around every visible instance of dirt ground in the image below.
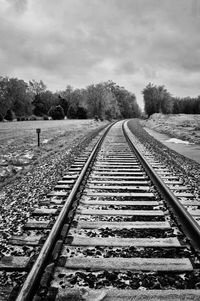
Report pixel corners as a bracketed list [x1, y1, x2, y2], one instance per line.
[141, 113, 200, 144]
[0, 119, 108, 184]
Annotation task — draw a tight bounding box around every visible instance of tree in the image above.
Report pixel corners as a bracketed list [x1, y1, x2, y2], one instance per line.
[103, 88, 120, 120]
[142, 83, 172, 116]
[58, 95, 69, 115]
[8, 78, 32, 117]
[159, 86, 172, 114]
[58, 85, 73, 115]
[194, 97, 200, 114]
[57, 81, 141, 120]
[0, 76, 142, 120]
[67, 105, 77, 119]
[0, 77, 12, 118]
[48, 105, 65, 120]
[85, 83, 120, 120]
[85, 84, 102, 118]
[76, 106, 88, 119]
[33, 91, 58, 116]
[70, 89, 84, 107]
[172, 98, 180, 114]
[29, 80, 49, 116]
[170, 96, 200, 114]
[142, 83, 159, 116]
[29, 80, 47, 95]
[105, 81, 140, 118]
[0, 77, 33, 118]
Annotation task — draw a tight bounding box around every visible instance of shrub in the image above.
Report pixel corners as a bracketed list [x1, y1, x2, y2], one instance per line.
[29, 115, 37, 121]
[5, 109, 14, 121]
[105, 110, 112, 121]
[0, 113, 4, 122]
[43, 115, 49, 120]
[48, 105, 65, 120]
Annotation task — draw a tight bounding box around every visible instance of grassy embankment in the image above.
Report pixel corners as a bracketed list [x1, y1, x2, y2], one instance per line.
[141, 113, 200, 144]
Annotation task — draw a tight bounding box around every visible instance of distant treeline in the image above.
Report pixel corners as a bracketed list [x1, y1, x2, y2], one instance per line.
[143, 83, 200, 117]
[0, 76, 141, 121]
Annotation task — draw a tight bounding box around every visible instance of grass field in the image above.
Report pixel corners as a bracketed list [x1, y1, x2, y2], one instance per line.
[0, 119, 102, 142]
[0, 119, 108, 181]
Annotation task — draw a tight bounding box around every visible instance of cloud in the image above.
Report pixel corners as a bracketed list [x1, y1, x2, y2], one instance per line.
[0, 0, 200, 107]
[5, 0, 28, 14]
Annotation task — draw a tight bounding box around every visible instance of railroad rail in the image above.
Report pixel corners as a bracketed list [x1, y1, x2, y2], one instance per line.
[1, 120, 200, 301]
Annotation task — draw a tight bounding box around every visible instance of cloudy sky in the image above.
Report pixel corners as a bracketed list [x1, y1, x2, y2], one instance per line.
[0, 0, 200, 107]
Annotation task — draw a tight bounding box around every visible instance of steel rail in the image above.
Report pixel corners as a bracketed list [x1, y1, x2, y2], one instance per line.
[123, 120, 200, 252]
[16, 122, 114, 301]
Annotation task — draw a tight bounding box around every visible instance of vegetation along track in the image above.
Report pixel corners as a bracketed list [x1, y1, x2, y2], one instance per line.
[1, 121, 200, 301]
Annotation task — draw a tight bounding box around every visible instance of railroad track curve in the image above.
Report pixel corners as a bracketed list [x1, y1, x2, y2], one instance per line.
[1, 120, 200, 301]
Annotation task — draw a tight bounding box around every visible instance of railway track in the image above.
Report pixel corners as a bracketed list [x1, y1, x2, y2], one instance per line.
[1, 120, 200, 301]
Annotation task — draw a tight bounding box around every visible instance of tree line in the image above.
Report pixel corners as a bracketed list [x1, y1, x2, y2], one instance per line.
[143, 83, 200, 117]
[0, 76, 141, 121]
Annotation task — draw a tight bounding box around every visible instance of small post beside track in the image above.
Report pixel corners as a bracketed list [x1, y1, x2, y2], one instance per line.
[36, 128, 41, 147]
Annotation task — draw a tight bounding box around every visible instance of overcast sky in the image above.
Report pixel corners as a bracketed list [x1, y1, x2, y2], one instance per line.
[0, 0, 200, 107]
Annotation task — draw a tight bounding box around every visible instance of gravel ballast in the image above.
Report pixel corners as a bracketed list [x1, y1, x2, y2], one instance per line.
[0, 123, 107, 257]
[127, 119, 200, 196]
